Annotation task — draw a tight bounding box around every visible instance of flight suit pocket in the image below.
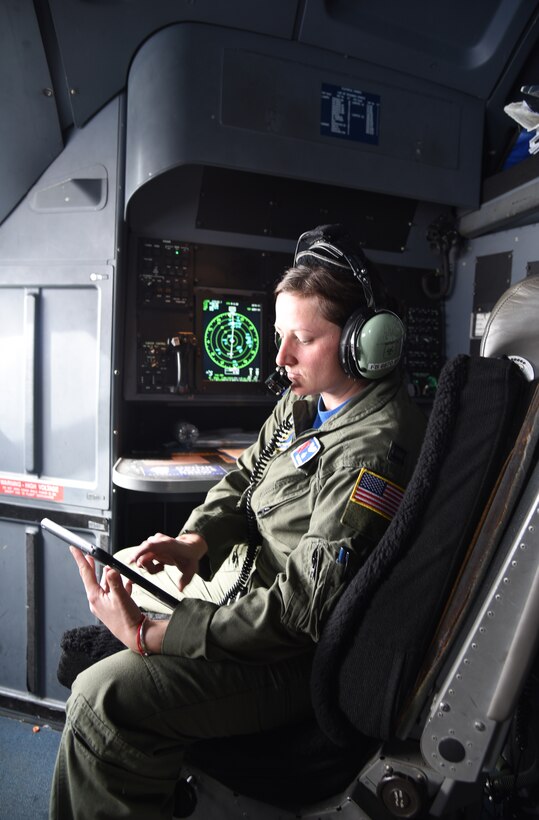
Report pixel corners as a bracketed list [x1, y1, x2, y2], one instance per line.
[254, 473, 311, 516]
[69, 693, 148, 771]
[253, 478, 312, 550]
[281, 540, 349, 641]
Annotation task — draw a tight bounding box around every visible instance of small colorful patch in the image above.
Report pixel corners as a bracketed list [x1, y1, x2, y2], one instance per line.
[349, 468, 404, 520]
[278, 431, 295, 451]
[290, 437, 322, 468]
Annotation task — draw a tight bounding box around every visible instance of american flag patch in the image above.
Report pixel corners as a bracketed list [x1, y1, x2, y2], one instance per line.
[350, 468, 404, 520]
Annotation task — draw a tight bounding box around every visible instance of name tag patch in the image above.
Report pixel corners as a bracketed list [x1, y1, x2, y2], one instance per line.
[291, 437, 321, 468]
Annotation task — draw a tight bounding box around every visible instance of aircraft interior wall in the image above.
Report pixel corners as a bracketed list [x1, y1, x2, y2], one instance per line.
[1, 0, 539, 717]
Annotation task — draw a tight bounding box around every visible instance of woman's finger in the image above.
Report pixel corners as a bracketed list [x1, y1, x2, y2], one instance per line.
[70, 546, 97, 589]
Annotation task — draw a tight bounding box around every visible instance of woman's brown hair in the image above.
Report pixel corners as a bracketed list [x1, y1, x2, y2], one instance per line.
[275, 264, 387, 329]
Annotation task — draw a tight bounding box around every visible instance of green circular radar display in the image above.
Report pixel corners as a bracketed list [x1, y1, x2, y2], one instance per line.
[204, 308, 260, 373]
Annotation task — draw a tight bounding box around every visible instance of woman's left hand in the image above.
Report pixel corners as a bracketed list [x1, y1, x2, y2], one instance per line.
[70, 546, 143, 651]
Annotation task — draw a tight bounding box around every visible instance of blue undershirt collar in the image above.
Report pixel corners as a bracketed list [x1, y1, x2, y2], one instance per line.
[312, 396, 352, 429]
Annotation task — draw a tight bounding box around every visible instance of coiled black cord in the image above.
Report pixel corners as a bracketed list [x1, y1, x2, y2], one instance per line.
[218, 415, 293, 605]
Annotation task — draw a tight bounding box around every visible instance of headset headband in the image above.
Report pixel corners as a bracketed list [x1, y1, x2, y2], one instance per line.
[294, 229, 376, 311]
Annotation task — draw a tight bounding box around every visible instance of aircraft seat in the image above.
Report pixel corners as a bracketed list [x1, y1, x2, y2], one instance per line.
[172, 276, 539, 819]
[480, 273, 539, 380]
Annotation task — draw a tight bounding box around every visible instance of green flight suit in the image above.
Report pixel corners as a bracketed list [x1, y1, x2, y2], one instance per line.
[50, 371, 426, 819]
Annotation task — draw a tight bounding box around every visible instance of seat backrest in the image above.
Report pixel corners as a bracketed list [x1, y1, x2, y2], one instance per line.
[312, 275, 539, 748]
[417, 276, 539, 785]
[311, 353, 528, 745]
[409, 274, 539, 730]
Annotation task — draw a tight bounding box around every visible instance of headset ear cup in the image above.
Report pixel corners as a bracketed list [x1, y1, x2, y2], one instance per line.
[340, 310, 405, 380]
[339, 309, 368, 378]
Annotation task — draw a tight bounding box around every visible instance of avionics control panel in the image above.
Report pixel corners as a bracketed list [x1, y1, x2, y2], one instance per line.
[404, 305, 444, 399]
[125, 237, 290, 403]
[137, 239, 194, 310]
[376, 263, 445, 401]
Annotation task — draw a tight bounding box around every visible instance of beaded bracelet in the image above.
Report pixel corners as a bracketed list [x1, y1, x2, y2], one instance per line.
[136, 616, 150, 657]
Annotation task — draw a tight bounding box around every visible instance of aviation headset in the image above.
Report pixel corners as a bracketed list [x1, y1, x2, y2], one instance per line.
[293, 224, 406, 380]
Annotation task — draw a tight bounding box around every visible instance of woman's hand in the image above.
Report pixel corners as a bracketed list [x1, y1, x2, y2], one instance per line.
[130, 531, 208, 592]
[69, 547, 167, 653]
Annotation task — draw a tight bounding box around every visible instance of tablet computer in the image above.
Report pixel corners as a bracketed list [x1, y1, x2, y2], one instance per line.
[41, 517, 180, 610]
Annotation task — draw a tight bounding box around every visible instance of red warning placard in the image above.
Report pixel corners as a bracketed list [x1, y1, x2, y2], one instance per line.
[0, 476, 64, 502]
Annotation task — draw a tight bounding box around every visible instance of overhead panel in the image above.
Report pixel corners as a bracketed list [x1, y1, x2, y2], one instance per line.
[125, 24, 484, 212]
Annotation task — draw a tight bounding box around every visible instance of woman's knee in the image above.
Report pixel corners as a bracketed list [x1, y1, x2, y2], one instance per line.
[70, 649, 151, 724]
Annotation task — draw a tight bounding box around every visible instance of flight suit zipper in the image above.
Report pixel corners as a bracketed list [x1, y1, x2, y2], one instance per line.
[256, 485, 310, 519]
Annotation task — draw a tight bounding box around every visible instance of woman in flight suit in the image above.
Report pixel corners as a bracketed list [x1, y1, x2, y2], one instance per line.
[50, 225, 426, 819]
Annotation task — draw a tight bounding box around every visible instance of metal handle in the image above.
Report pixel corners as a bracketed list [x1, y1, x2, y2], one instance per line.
[26, 525, 41, 695]
[24, 289, 38, 473]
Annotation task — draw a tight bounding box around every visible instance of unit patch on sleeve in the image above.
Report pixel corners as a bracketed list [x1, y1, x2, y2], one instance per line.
[350, 468, 404, 519]
[341, 467, 405, 540]
[341, 467, 404, 542]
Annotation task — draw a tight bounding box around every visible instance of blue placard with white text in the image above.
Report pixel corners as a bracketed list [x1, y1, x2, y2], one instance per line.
[320, 83, 380, 144]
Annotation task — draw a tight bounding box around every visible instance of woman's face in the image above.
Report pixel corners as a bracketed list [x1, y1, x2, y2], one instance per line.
[274, 291, 363, 409]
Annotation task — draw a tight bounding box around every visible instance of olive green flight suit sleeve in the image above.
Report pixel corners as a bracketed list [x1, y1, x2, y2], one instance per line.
[163, 463, 381, 663]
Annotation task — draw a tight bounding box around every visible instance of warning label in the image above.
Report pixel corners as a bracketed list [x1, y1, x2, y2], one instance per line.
[0, 476, 64, 502]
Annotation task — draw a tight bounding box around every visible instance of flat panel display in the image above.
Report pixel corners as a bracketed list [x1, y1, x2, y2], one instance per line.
[195, 288, 266, 393]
